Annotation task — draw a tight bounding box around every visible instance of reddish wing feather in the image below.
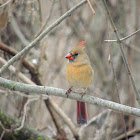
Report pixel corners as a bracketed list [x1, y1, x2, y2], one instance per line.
[76, 41, 86, 47]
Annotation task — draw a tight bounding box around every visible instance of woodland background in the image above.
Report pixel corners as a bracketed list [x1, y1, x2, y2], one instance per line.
[0, 0, 140, 140]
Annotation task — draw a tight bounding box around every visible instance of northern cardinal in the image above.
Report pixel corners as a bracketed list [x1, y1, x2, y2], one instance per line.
[65, 41, 93, 124]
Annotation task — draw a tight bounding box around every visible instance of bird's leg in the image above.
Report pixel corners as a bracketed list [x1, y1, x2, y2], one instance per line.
[66, 86, 72, 97]
[81, 92, 86, 99]
[81, 88, 87, 99]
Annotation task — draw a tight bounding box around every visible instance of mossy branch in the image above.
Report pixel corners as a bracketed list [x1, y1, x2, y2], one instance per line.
[0, 110, 53, 140]
[0, 77, 140, 117]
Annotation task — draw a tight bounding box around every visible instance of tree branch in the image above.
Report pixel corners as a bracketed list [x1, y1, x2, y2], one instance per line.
[0, 42, 36, 74]
[104, 28, 140, 43]
[102, 0, 140, 103]
[0, 0, 87, 75]
[11, 14, 30, 46]
[0, 77, 140, 117]
[87, 0, 95, 14]
[113, 128, 140, 140]
[0, 0, 12, 8]
[79, 109, 110, 135]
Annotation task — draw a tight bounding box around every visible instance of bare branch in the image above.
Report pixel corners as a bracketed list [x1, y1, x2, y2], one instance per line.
[14, 97, 43, 131]
[35, 0, 56, 38]
[94, 110, 112, 140]
[49, 100, 78, 138]
[113, 128, 140, 140]
[104, 28, 140, 43]
[0, 57, 35, 85]
[0, 0, 87, 75]
[0, 77, 140, 117]
[11, 14, 30, 46]
[0, 130, 5, 140]
[87, 0, 95, 14]
[102, 0, 140, 103]
[0, 42, 41, 85]
[0, 0, 12, 8]
[79, 109, 110, 134]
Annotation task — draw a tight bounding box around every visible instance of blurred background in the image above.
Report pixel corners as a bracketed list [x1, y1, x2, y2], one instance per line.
[0, 0, 140, 139]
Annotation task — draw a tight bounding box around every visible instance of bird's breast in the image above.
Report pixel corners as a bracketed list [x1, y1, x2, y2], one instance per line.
[65, 63, 93, 89]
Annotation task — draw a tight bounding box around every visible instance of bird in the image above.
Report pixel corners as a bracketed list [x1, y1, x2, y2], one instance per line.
[65, 41, 93, 124]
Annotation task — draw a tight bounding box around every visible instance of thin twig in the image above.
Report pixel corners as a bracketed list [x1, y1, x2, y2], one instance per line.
[0, 130, 5, 140]
[35, 0, 56, 38]
[104, 28, 140, 43]
[123, 41, 140, 53]
[0, 57, 35, 85]
[0, 0, 12, 8]
[0, 42, 41, 85]
[0, 97, 48, 135]
[109, 47, 128, 140]
[14, 97, 40, 131]
[11, 14, 30, 46]
[0, 77, 140, 117]
[79, 109, 110, 134]
[94, 110, 111, 140]
[0, 111, 50, 139]
[87, 0, 95, 14]
[49, 100, 78, 138]
[44, 99, 66, 138]
[0, 0, 87, 75]
[0, 122, 11, 132]
[102, 0, 140, 103]
[113, 128, 140, 140]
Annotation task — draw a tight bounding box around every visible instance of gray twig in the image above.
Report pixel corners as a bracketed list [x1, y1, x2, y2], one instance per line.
[35, 0, 56, 38]
[113, 128, 140, 140]
[0, 0, 12, 8]
[14, 97, 41, 131]
[79, 109, 110, 134]
[11, 14, 30, 46]
[104, 28, 140, 43]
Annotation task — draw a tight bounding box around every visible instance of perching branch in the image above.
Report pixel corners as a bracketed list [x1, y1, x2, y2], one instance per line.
[102, 0, 140, 103]
[104, 28, 140, 43]
[0, 77, 140, 117]
[0, 0, 87, 75]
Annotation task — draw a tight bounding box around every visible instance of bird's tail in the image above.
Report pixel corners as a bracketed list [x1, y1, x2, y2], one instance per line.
[77, 101, 88, 124]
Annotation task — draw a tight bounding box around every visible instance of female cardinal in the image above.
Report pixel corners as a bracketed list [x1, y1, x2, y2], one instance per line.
[65, 41, 93, 124]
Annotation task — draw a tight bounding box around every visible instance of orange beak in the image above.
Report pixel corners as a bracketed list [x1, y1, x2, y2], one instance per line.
[65, 53, 73, 60]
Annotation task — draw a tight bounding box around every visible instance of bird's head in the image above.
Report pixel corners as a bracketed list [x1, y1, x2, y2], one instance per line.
[65, 41, 87, 63]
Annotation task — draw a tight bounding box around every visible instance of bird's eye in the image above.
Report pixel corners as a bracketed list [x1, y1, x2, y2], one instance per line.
[73, 53, 78, 56]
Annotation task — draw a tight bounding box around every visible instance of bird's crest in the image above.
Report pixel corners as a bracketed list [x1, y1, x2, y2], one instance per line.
[75, 41, 86, 47]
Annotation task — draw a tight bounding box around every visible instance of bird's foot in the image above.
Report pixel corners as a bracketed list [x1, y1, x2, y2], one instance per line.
[66, 86, 72, 97]
[81, 92, 86, 99]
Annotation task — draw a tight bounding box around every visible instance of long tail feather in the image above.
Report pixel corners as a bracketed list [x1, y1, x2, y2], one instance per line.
[77, 101, 88, 124]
